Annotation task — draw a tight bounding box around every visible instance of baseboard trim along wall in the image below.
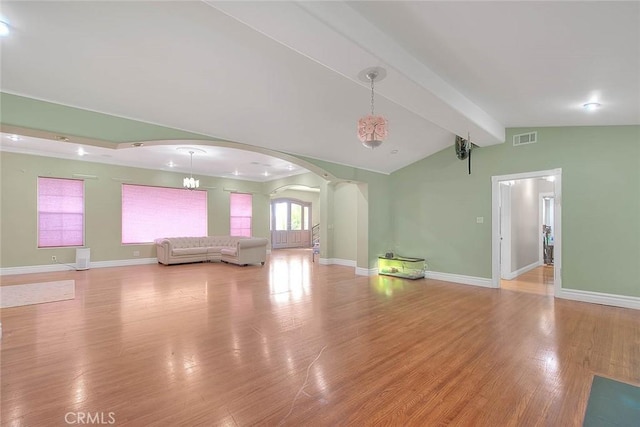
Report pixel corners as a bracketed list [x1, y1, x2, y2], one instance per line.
[318, 258, 375, 275]
[504, 261, 541, 280]
[425, 271, 494, 288]
[364, 269, 493, 287]
[356, 267, 378, 276]
[318, 258, 356, 268]
[557, 288, 640, 311]
[6, 261, 636, 311]
[0, 258, 158, 275]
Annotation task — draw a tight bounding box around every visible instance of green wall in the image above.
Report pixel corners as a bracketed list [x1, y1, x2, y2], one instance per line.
[331, 183, 358, 261]
[3, 93, 637, 298]
[297, 156, 391, 269]
[0, 92, 214, 143]
[0, 152, 269, 267]
[390, 126, 640, 297]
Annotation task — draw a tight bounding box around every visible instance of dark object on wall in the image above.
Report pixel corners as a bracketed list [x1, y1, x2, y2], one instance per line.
[455, 135, 474, 174]
[385, 252, 394, 259]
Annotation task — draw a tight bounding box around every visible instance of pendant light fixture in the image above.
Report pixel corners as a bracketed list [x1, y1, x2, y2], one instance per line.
[357, 67, 388, 149]
[183, 150, 200, 189]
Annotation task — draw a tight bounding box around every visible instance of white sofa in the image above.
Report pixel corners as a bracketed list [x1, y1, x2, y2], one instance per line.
[155, 236, 268, 266]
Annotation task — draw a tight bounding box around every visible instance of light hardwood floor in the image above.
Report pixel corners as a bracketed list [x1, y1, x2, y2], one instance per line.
[501, 265, 555, 296]
[1, 250, 638, 426]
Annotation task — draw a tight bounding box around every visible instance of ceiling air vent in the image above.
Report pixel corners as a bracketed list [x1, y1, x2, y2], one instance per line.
[513, 131, 537, 146]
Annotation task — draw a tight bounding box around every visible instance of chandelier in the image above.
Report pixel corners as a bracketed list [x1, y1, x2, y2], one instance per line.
[183, 150, 199, 189]
[357, 68, 388, 149]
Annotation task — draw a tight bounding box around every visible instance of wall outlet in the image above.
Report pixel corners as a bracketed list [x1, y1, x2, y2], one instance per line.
[476, 217, 484, 224]
[51, 255, 57, 262]
[133, 251, 140, 257]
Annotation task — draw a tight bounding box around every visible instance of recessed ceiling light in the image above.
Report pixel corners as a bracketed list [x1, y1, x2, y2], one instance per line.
[6, 134, 21, 142]
[390, 149, 398, 154]
[55, 135, 70, 142]
[0, 21, 10, 37]
[583, 102, 601, 111]
[263, 171, 269, 177]
[176, 146, 206, 154]
[167, 161, 175, 168]
[233, 170, 240, 176]
[77, 148, 86, 156]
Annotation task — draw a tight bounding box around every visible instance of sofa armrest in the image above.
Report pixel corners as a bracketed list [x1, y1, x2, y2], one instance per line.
[237, 238, 268, 249]
[155, 238, 172, 264]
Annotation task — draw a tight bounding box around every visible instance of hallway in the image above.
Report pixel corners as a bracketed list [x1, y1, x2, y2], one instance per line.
[501, 265, 554, 295]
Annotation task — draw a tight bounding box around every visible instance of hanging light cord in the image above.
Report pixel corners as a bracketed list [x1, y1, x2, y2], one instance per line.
[370, 74, 376, 115]
[467, 133, 472, 175]
[189, 151, 194, 179]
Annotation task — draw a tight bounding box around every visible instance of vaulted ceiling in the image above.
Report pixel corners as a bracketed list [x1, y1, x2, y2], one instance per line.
[1, 1, 638, 176]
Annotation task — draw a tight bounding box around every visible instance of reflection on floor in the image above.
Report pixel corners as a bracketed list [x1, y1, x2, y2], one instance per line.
[501, 265, 554, 295]
[2, 253, 637, 426]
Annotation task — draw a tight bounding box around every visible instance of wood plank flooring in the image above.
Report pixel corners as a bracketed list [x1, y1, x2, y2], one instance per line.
[1, 250, 638, 426]
[501, 265, 555, 296]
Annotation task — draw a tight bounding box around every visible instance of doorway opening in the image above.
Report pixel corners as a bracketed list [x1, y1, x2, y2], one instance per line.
[491, 169, 562, 296]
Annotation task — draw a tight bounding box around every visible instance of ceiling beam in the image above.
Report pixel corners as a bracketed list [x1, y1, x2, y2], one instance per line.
[206, 0, 505, 146]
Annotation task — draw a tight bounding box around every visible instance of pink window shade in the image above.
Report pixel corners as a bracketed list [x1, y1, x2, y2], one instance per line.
[38, 177, 84, 248]
[230, 193, 252, 237]
[122, 184, 207, 244]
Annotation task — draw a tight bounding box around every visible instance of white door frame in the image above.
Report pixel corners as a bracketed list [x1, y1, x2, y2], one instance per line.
[500, 182, 512, 279]
[491, 168, 562, 295]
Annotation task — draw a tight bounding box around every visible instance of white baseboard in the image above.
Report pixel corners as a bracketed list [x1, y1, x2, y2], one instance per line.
[426, 271, 494, 288]
[1, 264, 73, 275]
[318, 258, 356, 268]
[557, 288, 640, 310]
[356, 267, 378, 276]
[1, 258, 158, 276]
[90, 258, 158, 269]
[504, 261, 540, 280]
[318, 257, 373, 275]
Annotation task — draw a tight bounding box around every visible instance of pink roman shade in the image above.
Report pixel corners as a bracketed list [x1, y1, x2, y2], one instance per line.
[122, 184, 207, 244]
[38, 177, 84, 248]
[230, 193, 252, 237]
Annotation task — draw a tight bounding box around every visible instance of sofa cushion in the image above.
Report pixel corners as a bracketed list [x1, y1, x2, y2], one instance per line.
[202, 236, 242, 247]
[172, 247, 207, 256]
[205, 246, 226, 254]
[220, 247, 237, 256]
[171, 237, 203, 249]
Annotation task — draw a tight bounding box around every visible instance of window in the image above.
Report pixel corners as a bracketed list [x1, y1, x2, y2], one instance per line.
[230, 193, 252, 237]
[270, 199, 311, 231]
[274, 201, 288, 231]
[122, 184, 207, 244]
[291, 203, 302, 230]
[38, 177, 84, 248]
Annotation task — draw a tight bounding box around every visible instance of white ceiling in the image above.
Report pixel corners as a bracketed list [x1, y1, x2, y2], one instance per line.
[0, 1, 638, 176]
[0, 132, 307, 183]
